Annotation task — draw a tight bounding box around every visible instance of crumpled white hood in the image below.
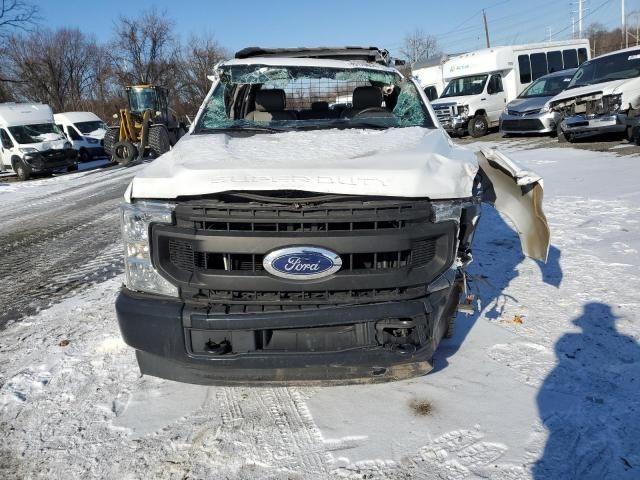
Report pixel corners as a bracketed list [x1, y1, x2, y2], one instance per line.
[128, 127, 479, 200]
[550, 79, 629, 103]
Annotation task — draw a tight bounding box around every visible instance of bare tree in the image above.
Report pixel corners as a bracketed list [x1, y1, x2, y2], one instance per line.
[400, 29, 441, 65]
[0, 0, 38, 38]
[110, 8, 180, 87]
[5, 28, 103, 111]
[0, 0, 39, 97]
[178, 34, 228, 113]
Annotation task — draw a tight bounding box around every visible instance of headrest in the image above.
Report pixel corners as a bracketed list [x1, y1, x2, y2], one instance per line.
[311, 101, 329, 111]
[352, 86, 383, 110]
[255, 89, 286, 112]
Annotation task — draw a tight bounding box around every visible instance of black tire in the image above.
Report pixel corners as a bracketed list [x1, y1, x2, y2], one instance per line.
[557, 122, 568, 143]
[14, 159, 31, 181]
[113, 141, 137, 166]
[78, 148, 90, 162]
[148, 125, 171, 157]
[103, 127, 119, 157]
[67, 164, 78, 172]
[469, 115, 489, 138]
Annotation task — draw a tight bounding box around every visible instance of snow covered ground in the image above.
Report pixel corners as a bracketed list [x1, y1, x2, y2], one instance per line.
[0, 144, 639, 479]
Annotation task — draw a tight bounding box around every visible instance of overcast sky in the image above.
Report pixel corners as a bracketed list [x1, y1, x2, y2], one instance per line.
[40, 0, 627, 56]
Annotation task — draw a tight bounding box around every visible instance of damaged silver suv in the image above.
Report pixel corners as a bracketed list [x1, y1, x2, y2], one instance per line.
[116, 47, 550, 384]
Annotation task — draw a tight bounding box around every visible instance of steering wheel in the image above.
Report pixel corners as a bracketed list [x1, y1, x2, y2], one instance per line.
[353, 107, 390, 117]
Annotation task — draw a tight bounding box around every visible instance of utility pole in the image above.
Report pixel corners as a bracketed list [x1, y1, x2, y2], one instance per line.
[578, 0, 583, 38]
[623, 0, 627, 47]
[483, 10, 491, 48]
[571, 15, 575, 39]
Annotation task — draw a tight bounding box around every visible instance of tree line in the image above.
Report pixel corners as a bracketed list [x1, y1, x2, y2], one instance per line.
[0, 5, 227, 120]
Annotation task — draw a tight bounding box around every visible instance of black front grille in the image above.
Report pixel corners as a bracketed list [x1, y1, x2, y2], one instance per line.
[153, 193, 458, 307]
[168, 238, 435, 273]
[501, 119, 545, 131]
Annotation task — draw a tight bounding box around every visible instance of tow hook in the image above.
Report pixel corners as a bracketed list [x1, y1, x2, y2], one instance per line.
[205, 339, 231, 355]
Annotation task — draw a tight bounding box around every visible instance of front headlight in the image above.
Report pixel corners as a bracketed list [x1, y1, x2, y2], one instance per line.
[602, 94, 622, 113]
[540, 105, 551, 114]
[457, 105, 470, 118]
[121, 201, 178, 297]
[19, 147, 38, 154]
[85, 137, 99, 144]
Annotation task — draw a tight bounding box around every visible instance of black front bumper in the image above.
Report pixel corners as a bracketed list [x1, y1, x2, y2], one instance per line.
[23, 148, 76, 172]
[116, 277, 457, 385]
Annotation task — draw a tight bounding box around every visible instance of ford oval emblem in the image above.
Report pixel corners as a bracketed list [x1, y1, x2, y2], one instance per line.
[263, 247, 342, 280]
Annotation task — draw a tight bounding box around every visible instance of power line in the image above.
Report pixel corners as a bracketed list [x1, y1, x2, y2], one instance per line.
[545, 0, 616, 40]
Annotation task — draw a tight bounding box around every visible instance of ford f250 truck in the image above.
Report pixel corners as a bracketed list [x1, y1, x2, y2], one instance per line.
[115, 47, 550, 385]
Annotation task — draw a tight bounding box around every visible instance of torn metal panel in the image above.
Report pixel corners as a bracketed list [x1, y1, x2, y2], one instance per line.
[477, 147, 550, 262]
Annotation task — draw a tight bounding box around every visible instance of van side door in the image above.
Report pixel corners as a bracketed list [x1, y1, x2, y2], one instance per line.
[486, 74, 506, 125]
[0, 128, 15, 170]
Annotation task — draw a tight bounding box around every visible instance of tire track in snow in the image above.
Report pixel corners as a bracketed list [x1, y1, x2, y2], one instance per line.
[0, 165, 139, 328]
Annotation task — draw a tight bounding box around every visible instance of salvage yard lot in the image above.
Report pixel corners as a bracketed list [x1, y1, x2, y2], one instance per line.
[1, 137, 639, 479]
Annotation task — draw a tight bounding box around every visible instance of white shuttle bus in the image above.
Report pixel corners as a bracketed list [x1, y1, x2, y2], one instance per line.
[430, 39, 590, 137]
[0, 103, 77, 180]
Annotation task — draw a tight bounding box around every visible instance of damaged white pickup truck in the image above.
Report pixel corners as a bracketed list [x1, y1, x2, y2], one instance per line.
[116, 47, 550, 384]
[552, 46, 640, 142]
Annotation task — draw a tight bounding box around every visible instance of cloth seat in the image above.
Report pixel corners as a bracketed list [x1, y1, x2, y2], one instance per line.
[245, 89, 297, 121]
[343, 86, 392, 118]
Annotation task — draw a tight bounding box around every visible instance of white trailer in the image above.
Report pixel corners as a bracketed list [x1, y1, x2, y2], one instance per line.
[431, 39, 590, 137]
[0, 103, 76, 180]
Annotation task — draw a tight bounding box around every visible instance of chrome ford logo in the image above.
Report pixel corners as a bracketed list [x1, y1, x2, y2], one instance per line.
[263, 247, 342, 280]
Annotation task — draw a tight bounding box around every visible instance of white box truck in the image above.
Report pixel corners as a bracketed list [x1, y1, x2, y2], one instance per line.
[54, 111, 107, 162]
[0, 103, 77, 180]
[431, 40, 590, 137]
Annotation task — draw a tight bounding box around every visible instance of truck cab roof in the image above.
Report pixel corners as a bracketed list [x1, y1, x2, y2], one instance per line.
[234, 46, 393, 65]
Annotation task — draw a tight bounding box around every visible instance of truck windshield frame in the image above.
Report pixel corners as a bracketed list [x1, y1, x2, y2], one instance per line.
[440, 74, 489, 98]
[567, 49, 640, 89]
[8, 123, 65, 145]
[194, 64, 435, 134]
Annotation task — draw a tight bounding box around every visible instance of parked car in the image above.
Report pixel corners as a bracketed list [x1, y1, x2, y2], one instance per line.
[431, 40, 589, 137]
[115, 46, 550, 385]
[54, 111, 107, 162]
[0, 103, 77, 180]
[550, 46, 640, 142]
[500, 68, 576, 135]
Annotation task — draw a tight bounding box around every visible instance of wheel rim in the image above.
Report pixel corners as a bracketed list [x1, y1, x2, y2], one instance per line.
[474, 119, 486, 132]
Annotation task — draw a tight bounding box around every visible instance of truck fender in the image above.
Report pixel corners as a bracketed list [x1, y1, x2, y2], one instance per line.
[476, 147, 550, 262]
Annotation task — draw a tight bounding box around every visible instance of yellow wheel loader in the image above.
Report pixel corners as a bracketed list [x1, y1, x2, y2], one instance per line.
[104, 85, 187, 165]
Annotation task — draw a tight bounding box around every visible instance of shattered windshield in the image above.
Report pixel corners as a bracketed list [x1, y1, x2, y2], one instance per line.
[441, 75, 488, 98]
[195, 64, 434, 133]
[568, 50, 640, 88]
[8, 123, 65, 145]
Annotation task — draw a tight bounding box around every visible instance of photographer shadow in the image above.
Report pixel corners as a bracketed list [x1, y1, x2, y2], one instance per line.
[533, 303, 640, 479]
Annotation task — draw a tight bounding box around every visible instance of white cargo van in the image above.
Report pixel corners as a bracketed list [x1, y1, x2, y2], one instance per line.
[431, 40, 590, 137]
[0, 103, 76, 180]
[54, 111, 107, 162]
